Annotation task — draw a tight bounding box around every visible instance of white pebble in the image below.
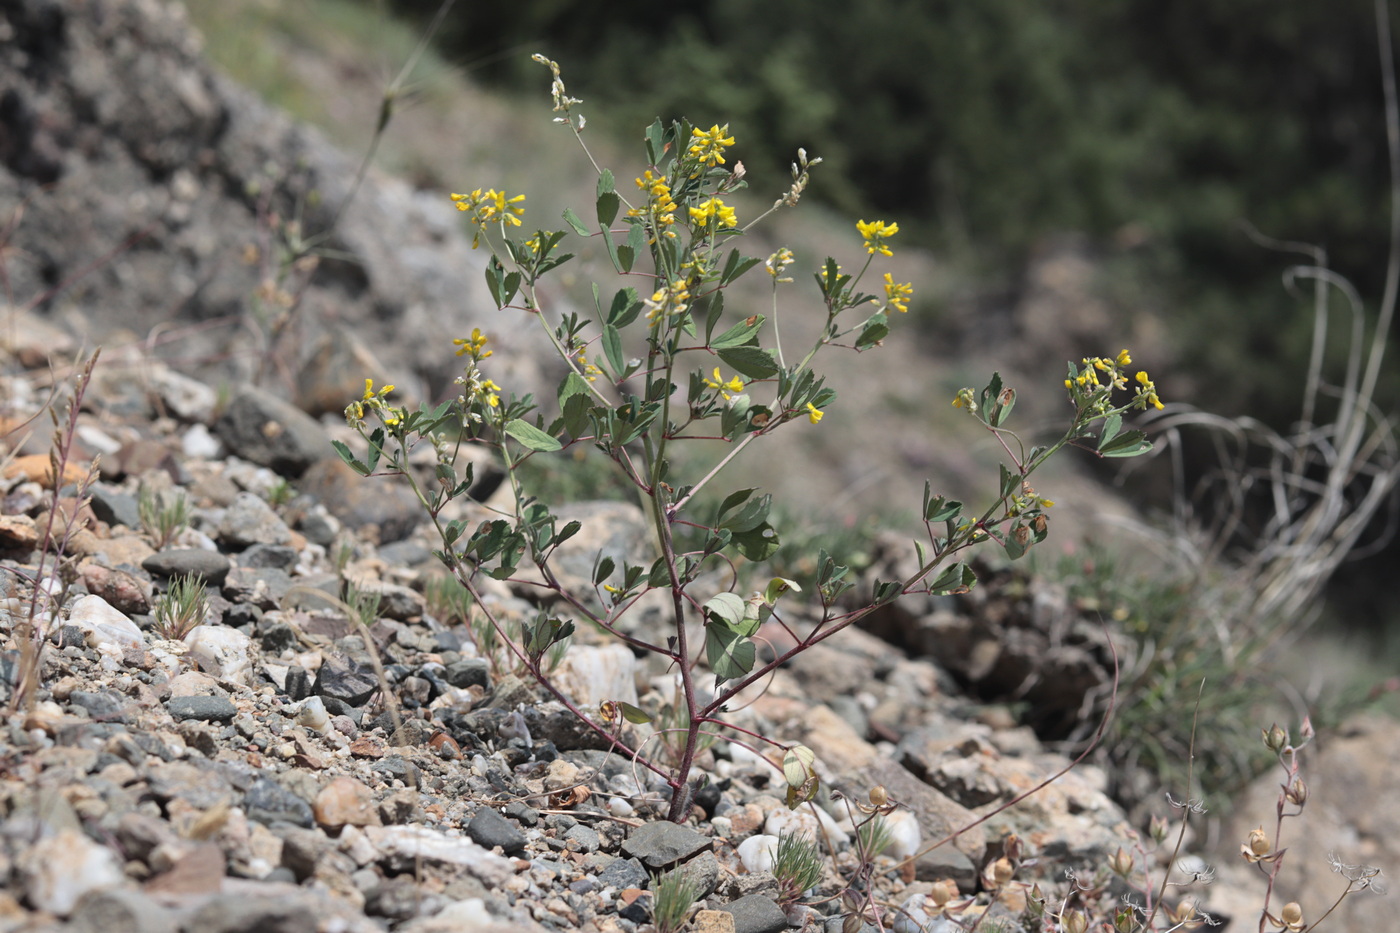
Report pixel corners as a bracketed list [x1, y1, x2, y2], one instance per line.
[736, 834, 779, 873]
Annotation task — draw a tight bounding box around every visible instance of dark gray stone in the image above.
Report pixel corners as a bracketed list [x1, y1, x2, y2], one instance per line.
[314, 652, 380, 707]
[444, 658, 490, 689]
[215, 388, 331, 478]
[239, 543, 299, 570]
[69, 689, 130, 721]
[722, 894, 789, 933]
[142, 548, 231, 585]
[466, 806, 527, 856]
[222, 565, 294, 610]
[166, 695, 238, 723]
[220, 492, 293, 549]
[621, 821, 712, 870]
[244, 775, 315, 827]
[596, 851, 649, 885]
[563, 824, 600, 854]
[145, 759, 234, 809]
[88, 485, 141, 531]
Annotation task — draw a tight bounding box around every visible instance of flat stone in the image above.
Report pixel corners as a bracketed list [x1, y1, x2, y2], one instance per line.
[596, 856, 648, 890]
[621, 821, 712, 870]
[21, 828, 125, 916]
[214, 387, 331, 478]
[69, 886, 178, 933]
[465, 806, 526, 856]
[219, 491, 292, 548]
[142, 548, 231, 585]
[166, 694, 237, 723]
[244, 775, 314, 828]
[87, 484, 141, 530]
[720, 894, 788, 933]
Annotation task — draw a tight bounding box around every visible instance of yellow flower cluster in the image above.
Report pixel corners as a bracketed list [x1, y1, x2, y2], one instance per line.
[703, 367, 745, 401]
[449, 188, 526, 248]
[574, 345, 603, 383]
[805, 402, 824, 425]
[644, 279, 691, 325]
[346, 378, 400, 427]
[765, 248, 795, 282]
[689, 197, 738, 230]
[856, 219, 899, 256]
[882, 273, 914, 313]
[452, 327, 493, 360]
[1062, 350, 1164, 411]
[629, 171, 679, 239]
[688, 124, 736, 167]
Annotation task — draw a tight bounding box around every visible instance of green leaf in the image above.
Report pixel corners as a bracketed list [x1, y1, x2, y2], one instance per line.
[602, 324, 625, 376]
[782, 745, 819, 808]
[717, 487, 756, 520]
[719, 491, 770, 533]
[704, 592, 747, 628]
[705, 625, 755, 684]
[710, 315, 765, 349]
[618, 702, 653, 725]
[559, 372, 593, 438]
[929, 562, 977, 595]
[562, 207, 590, 236]
[763, 577, 801, 604]
[924, 495, 963, 523]
[593, 556, 616, 586]
[717, 346, 780, 380]
[720, 249, 764, 286]
[597, 168, 616, 197]
[731, 522, 780, 561]
[504, 419, 562, 452]
[1100, 430, 1152, 458]
[331, 440, 370, 476]
[855, 313, 889, 349]
[644, 118, 667, 165]
[1098, 412, 1123, 449]
[990, 386, 1016, 427]
[608, 287, 643, 327]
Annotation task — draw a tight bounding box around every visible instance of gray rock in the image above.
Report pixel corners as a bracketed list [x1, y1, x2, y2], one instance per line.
[69, 887, 178, 933]
[88, 485, 141, 531]
[239, 543, 300, 570]
[222, 565, 294, 610]
[186, 892, 321, 933]
[596, 856, 648, 890]
[563, 823, 600, 854]
[215, 388, 332, 478]
[146, 759, 235, 809]
[315, 652, 381, 707]
[220, 492, 293, 548]
[298, 459, 424, 543]
[621, 821, 712, 870]
[445, 658, 490, 689]
[676, 849, 721, 899]
[722, 894, 789, 933]
[166, 694, 238, 723]
[142, 549, 231, 586]
[466, 807, 527, 856]
[244, 775, 315, 827]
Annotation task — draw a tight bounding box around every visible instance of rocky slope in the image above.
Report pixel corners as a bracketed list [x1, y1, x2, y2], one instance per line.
[2, 2, 1395, 932]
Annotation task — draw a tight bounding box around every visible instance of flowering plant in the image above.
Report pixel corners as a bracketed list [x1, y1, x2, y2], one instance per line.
[335, 56, 1159, 823]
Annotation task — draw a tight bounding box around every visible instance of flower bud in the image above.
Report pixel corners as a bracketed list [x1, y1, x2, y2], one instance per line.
[868, 785, 888, 808]
[1241, 826, 1271, 862]
[1150, 815, 1169, 844]
[1286, 778, 1308, 806]
[1115, 907, 1136, 932]
[1064, 910, 1088, 933]
[1264, 724, 1288, 752]
[929, 879, 956, 908]
[1109, 847, 1135, 878]
[988, 856, 1014, 888]
[1281, 901, 1303, 930]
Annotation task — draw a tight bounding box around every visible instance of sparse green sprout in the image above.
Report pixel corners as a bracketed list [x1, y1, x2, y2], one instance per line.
[650, 867, 700, 933]
[856, 814, 893, 861]
[138, 484, 189, 550]
[266, 478, 295, 508]
[772, 831, 824, 908]
[151, 573, 209, 640]
[344, 582, 382, 631]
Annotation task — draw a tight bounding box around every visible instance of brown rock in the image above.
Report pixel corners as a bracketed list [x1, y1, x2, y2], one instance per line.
[0, 514, 39, 550]
[313, 776, 380, 830]
[692, 909, 737, 933]
[80, 560, 152, 614]
[2, 453, 91, 488]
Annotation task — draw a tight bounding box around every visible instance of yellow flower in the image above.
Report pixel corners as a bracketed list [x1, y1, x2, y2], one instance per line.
[362, 379, 393, 400]
[704, 368, 745, 401]
[1116, 348, 1132, 366]
[882, 273, 914, 313]
[688, 124, 736, 166]
[856, 219, 899, 256]
[644, 280, 691, 325]
[689, 197, 739, 229]
[766, 247, 796, 281]
[805, 402, 824, 425]
[453, 328, 493, 359]
[1134, 370, 1165, 410]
